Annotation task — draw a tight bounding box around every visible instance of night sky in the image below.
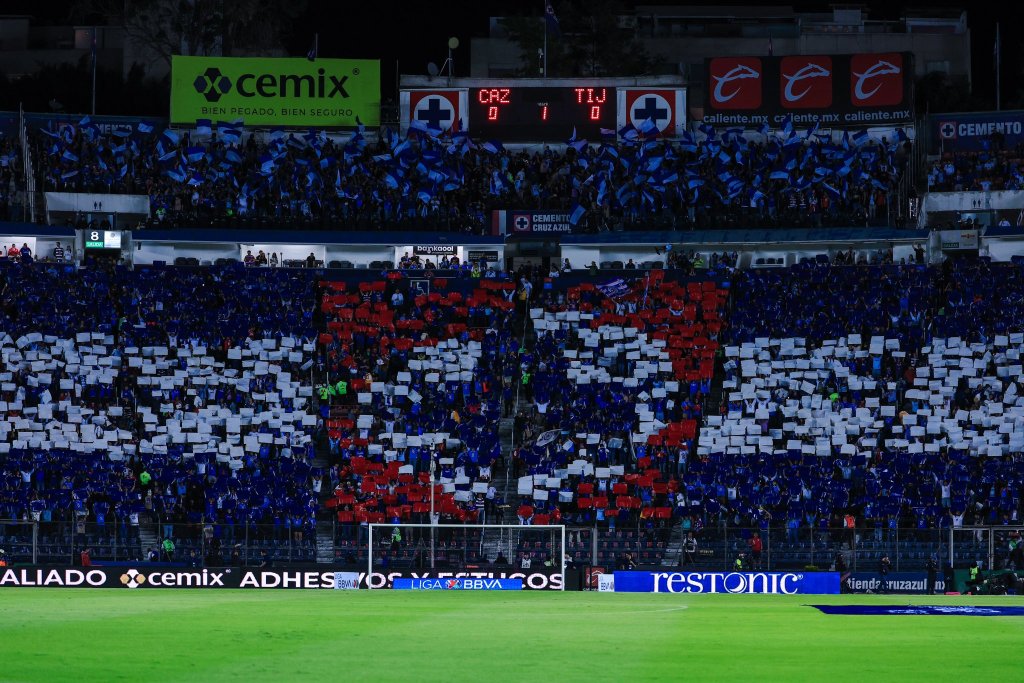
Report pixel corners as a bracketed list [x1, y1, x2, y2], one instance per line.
[6, 1, 1020, 108]
[300, 1, 1019, 106]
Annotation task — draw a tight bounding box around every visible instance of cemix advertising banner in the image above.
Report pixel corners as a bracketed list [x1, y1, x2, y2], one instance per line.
[613, 571, 840, 594]
[0, 566, 342, 589]
[930, 110, 1024, 152]
[171, 56, 380, 128]
[0, 566, 564, 591]
[703, 52, 914, 127]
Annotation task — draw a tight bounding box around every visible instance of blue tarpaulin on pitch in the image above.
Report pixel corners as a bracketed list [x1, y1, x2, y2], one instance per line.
[811, 605, 1024, 616]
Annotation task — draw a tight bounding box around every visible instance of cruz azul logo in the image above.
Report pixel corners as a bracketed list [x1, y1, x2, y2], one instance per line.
[708, 57, 762, 109]
[850, 53, 904, 106]
[779, 56, 833, 108]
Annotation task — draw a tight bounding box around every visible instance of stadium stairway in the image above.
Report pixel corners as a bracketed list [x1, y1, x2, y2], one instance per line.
[704, 352, 727, 418]
[310, 398, 336, 564]
[139, 520, 160, 558]
[659, 524, 685, 568]
[479, 389, 530, 563]
[315, 521, 335, 564]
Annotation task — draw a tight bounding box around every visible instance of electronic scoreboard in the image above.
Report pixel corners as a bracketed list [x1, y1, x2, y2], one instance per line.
[400, 78, 686, 143]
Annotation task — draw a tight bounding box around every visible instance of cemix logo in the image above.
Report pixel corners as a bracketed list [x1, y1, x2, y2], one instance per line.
[708, 57, 762, 109]
[850, 53, 904, 106]
[193, 67, 232, 103]
[192, 67, 350, 102]
[119, 568, 229, 588]
[120, 568, 147, 588]
[780, 56, 833, 108]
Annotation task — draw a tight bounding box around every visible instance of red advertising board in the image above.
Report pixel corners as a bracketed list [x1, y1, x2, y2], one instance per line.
[704, 52, 913, 126]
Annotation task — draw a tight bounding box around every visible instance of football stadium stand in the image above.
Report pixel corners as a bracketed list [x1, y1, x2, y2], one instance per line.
[32, 119, 910, 233]
[4, 107, 1022, 580]
[1, 254, 1019, 573]
[927, 150, 1024, 193]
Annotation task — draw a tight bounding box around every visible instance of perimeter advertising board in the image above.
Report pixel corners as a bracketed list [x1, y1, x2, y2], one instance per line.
[613, 571, 840, 594]
[0, 566, 340, 589]
[171, 56, 380, 128]
[0, 566, 564, 591]
[704, 52, 914, 127]
[930, 110, 1024, 152]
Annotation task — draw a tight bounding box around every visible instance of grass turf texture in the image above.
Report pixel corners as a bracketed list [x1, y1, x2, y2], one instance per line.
[2, 591, 1022, 682]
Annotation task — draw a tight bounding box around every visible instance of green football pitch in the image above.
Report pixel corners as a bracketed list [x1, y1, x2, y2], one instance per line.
[1, 590, 1022, 682]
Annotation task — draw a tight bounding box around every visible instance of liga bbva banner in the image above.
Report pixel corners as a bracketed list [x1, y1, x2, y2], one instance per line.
[171, 56, 380, 128]
[704, 52, 914, 127]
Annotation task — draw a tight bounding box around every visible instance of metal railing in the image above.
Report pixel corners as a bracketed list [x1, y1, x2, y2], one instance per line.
[0, 519, 317, 567]
[558, 524, 983, 574]
[2, 518, 1004, 574]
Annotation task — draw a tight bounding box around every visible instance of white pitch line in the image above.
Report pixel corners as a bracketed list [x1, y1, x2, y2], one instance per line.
[615, 606, 690, 614]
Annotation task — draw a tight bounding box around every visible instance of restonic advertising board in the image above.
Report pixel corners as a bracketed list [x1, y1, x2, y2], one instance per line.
[613, 571, 840, 594]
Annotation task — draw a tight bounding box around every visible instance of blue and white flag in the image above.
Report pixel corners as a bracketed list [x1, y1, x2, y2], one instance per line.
[568, 202, 585, 225]
[596, 278, 630, 299]
[545, 2, 561, 38]
[481, 140, 504, 154]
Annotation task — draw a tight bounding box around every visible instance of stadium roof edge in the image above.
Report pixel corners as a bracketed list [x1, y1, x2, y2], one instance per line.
[558, 227, 930, 245]
[0, 222, 75, 238]
[130, 229, 504, 245]
[0, 222, 932, 246]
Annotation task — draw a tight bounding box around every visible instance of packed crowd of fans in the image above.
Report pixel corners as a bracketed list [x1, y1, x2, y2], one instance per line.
[317, 275, 521, 564]
[503, 274, 726, 564]
[3, 250, 1024, 570]
[0, 260, 323, 564]
[31, 118, 910, 233]
[712, 258, 1024, 545]
[927, 149, 1024, 193]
